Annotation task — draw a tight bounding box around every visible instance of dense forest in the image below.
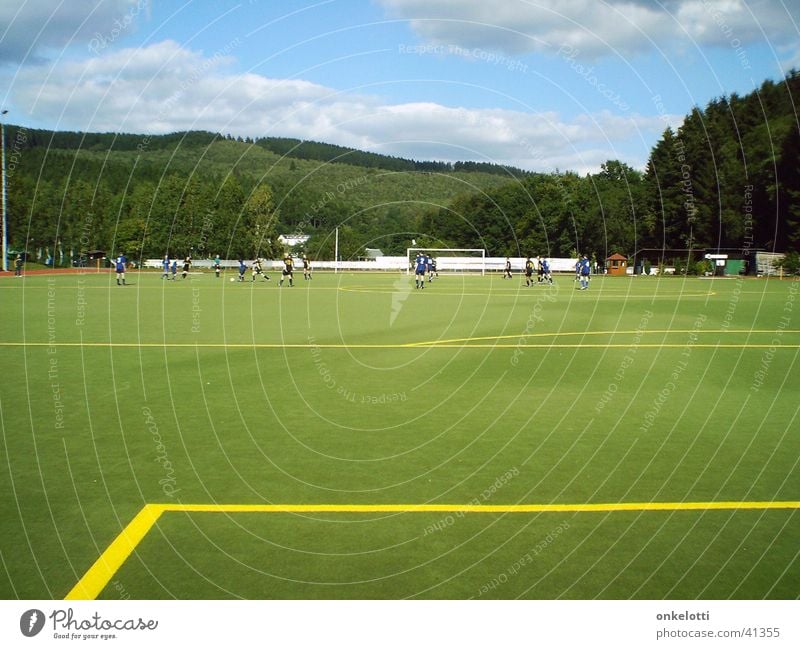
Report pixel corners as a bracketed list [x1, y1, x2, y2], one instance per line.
[3, 71, 798, 266]
[425, 72, 800, 266]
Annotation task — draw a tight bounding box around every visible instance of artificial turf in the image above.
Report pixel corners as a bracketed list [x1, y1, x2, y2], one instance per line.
[1, 270, 798, 599]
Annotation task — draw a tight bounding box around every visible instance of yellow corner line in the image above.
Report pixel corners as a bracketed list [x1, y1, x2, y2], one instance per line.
[65, 504, 165, 600]
[65, 500, 800, 599]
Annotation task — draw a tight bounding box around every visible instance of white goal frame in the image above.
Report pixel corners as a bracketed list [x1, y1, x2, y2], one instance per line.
[406, 248, 487, 276]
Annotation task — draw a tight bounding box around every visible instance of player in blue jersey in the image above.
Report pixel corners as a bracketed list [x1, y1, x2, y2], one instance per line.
[541, 257, 553, 284]
[161, 255, 170, 279]
[579, 255, 591, 290]
[414, 252, 428, 289]
[115, 253, 127, 286]
[238, 258, 247, 282]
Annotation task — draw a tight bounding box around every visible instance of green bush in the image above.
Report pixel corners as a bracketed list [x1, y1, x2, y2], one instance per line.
[777, 251, 800, 275]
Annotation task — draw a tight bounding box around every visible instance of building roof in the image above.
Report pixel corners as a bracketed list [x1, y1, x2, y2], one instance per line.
[606, 253, 627, 260]
[278, 234, 310, 246]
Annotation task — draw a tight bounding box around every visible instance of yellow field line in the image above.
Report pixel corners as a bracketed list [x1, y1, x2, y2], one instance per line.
[66, 500, 800, 599]
[409, 344, 800, 349]
[409, 328, 800, 347]
[158, 501, 800, 514]
[65, 504, 164, 600]
[4, 341, 800, 351]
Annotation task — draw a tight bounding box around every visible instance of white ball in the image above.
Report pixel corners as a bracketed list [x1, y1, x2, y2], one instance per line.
[229, 277, 235, 282]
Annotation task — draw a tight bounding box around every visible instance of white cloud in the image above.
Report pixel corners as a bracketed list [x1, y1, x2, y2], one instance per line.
[9, 41, 677, 173]
[378, 0, 800, 60]
[0, 0, 148, 63]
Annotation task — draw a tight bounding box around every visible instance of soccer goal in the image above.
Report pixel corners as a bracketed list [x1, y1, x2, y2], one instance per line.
[406, 248, 487, 275]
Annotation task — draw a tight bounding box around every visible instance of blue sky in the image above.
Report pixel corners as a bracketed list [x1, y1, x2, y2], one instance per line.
[1, 0, 797, 173]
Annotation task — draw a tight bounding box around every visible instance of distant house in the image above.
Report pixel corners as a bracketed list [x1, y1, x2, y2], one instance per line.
[606, 253, 628, 276]
[362, 248, 384, 260]
[278, 234, 310, 248]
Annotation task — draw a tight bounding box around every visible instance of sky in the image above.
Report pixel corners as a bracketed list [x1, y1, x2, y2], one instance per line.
[0, 0, 798, 174]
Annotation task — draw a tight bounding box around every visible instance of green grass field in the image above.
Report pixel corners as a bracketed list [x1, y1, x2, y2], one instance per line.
[1, 269, 798, 599]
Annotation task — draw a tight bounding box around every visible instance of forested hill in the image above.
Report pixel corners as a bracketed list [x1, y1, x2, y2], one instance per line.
[3, 127, 520, 260]
[423, 72, 800, 262]
[6, 127, 529, 176]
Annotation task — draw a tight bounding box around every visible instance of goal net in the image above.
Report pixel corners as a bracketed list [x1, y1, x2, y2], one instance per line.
[406, 248, 487, 275]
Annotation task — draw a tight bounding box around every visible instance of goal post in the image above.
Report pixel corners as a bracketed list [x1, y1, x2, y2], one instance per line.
[406, 248, 487, 275]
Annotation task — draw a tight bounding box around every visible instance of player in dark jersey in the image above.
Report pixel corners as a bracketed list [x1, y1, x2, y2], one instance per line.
[238, 259, 247, 282]
[213, 255, 221, 278]
[428, 257, 438, 282]
[414, 252, 428, 289]
[524, 257, 534, 287]
[181, 256, 191, 280]
[504, 257, 512, 279]
[279, 254, 294, 287]
[171, 259, 177, 280]
[302, 255, 312, 280]
[251, 257, 269, 281]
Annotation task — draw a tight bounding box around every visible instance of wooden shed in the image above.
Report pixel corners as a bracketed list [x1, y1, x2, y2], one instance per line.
[606, 253, 628, 276]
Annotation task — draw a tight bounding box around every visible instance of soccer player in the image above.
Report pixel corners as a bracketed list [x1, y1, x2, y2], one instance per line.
[302, 255, 312, 280]
[541, 257, 553, 284]
[279, 253, 294, 287]
[213, 255, 221, 278]
[428, 257, 438, 283]
[161, 255, 170, 279]
[504, 257, 512, 279]
[431, 257, 438, 280]
[171, 259, 177, 280]
[251, 257, 269, 281]
[181, 255, 191, 280]
[524, 257, 534, 286]
[579, 255, 591, 290]
[14, 254, 23, 277]
[414, 251, 428, 289]
[536, 256, 544, 284]
[238, 258, 247, 282]
[115, 252, 127, 285]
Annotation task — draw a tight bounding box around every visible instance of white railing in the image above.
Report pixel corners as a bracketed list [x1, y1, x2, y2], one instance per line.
[143, 256, 581, 272]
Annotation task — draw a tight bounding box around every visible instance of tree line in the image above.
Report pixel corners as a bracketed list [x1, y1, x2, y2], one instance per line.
[3, 71, 798, 265]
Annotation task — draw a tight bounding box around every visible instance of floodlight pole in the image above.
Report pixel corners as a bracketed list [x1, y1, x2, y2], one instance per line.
[1, 110, 7, 271]
[334, 227, 339, 274]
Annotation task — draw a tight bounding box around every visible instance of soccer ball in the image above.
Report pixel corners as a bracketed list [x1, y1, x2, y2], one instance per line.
[229, 277, 235, 282]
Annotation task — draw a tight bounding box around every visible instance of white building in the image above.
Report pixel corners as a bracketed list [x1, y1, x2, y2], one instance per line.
[278, 234, 310, 248]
